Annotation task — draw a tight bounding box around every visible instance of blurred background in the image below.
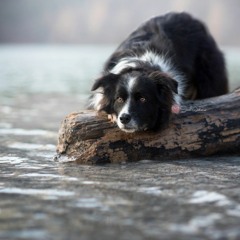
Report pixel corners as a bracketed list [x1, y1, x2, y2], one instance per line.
[1, 2, 240, 239]
[1, 0, 240, 45]
[0, 0, 239, 102]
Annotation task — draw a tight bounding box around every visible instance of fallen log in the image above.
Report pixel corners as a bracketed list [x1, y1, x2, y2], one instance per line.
[55, 89, 240, 164]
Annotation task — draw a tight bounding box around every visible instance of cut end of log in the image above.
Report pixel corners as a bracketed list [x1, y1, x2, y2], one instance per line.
[55, 91, 240, 164]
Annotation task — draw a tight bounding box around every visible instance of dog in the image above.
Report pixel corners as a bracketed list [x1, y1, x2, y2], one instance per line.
[89, 12, 228, 133]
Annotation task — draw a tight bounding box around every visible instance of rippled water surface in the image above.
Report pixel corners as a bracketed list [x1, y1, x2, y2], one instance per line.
[0, 45, 240, 240]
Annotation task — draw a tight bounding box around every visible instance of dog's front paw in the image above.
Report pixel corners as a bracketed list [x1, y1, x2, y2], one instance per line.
[108, 114, 117, 123]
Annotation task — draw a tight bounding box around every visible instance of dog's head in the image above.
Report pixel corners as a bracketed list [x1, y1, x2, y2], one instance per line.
[91, 70, 179, 132]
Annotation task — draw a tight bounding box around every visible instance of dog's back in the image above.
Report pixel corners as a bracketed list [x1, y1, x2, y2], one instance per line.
[104, 12, 228, 100]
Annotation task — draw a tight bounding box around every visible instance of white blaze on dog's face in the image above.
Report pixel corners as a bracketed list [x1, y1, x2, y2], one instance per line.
[116, 77, 139, 132]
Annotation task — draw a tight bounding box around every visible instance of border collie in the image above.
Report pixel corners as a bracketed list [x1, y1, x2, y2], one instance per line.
[89, 12, 228, 132]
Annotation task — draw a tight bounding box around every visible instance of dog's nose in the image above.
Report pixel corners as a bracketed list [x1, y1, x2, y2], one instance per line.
[120, 113, 131, 124]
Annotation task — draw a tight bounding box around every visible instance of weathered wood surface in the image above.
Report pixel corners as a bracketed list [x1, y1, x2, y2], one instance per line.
[55, 89, 240, 164]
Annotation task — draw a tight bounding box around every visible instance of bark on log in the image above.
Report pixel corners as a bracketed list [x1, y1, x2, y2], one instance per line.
[55, 89, 240, 164]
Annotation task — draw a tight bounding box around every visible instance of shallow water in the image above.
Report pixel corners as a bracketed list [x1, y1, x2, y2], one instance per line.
[0, 45, 240, 240]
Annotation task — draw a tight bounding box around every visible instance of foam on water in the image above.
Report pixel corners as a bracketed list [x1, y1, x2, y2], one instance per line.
[8, 142, 56, 150]
[0, 128, 56, 136]
[189, 190, 232, 206]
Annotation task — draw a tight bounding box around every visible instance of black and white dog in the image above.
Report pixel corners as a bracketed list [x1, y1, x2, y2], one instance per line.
[89, 12, 228, 132]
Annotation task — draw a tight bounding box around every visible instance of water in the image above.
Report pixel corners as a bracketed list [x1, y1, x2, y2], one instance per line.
[0, 45, 114, 91]
[0, 45, 240, 240]
[0, 45, 239, 96]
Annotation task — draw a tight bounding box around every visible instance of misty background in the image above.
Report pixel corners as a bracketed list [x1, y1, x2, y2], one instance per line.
[0, 0, 240, 46]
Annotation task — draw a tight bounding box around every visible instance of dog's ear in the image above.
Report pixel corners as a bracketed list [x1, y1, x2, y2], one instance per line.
[149, 71, 178, 94]
[91, 73, 119, 91]
[166, 77, 178, 94]
[149, 71, 180, 114]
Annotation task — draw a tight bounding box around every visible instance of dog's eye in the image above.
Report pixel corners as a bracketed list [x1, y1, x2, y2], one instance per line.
[139, 97, 146, 103]
[116, 97, 124, 103]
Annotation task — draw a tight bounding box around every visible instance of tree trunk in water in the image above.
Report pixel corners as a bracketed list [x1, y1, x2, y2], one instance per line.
[55, 89, 240, 164]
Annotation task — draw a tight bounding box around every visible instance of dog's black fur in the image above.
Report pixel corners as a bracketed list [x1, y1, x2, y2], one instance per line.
[89, 12, 228, 132]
